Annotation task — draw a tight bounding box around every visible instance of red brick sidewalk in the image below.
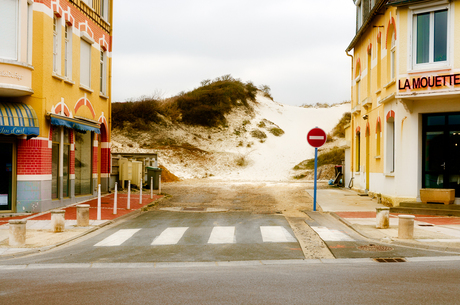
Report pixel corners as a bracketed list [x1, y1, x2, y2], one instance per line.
[0, 193, 162, 223]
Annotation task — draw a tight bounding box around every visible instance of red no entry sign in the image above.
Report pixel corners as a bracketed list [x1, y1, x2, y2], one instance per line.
[307, 127, 327, 148]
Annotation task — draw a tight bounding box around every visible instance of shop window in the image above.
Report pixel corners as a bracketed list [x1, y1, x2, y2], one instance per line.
[64, 24, 72, 79]
[412, 6, 448, 68]
[0, 0, 19, 60]
[52, 127, 70, 199]
[53, 15, 62, 74]
[80, 40, 91, 88]
[100, 50, 107, 95]
[75, 131, 93, 196]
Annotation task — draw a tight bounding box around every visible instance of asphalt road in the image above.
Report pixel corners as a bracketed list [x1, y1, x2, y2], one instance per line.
[0, 211, 304, 264]
[1, 260, 460, 304]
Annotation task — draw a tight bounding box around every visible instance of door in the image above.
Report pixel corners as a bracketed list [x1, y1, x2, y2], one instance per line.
[423, 113, 460, 196]
[0, 141, 14, 211]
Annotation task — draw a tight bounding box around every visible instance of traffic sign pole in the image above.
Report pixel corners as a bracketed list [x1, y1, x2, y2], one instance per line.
[314, 147, 318, 211]
[306, 127, 326, 212]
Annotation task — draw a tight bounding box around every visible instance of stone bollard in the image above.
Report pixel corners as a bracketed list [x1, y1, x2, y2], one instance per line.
[76, 204, 90, 227]
[9, 219, 27, 246]
[398, 215, 415, 239]
[51, 210, 66, 233]
[376, 207, 390, 229]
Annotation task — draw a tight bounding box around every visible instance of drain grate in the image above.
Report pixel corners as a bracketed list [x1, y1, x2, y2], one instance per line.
[418, 224, 434, 227]
[373, 258, 406, 263]
[357, 244, 394, 252]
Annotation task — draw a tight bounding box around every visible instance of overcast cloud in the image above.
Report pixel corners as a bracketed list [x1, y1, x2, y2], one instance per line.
[112, 0, 356, 106]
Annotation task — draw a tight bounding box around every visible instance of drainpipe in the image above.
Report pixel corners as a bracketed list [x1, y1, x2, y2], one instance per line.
[346, 50, 354, 185]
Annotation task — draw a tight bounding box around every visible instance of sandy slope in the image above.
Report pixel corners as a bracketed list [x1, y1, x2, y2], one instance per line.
[112, 93, 349, 182]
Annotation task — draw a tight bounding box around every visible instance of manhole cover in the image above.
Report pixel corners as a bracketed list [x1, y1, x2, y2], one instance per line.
[373, 258, 406, 263]
[357, 244, 394, 252]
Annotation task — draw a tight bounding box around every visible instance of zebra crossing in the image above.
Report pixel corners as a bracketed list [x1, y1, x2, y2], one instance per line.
[94, 225, 297, 247]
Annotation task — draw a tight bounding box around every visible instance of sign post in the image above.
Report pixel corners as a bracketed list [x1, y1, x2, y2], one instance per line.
[307, 127, 327, 211]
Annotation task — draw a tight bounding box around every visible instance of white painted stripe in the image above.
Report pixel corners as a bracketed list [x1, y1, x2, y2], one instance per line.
[94, 229, 140, 246]
[309, 136, 325, 140]
[152, 227, 188, 245]
[17, 174, 53, 181]
[208, 226, 236, 244]
[260, 226, 297, 243]
[311, 226, 354, 241]
[416, 239, 460, 243]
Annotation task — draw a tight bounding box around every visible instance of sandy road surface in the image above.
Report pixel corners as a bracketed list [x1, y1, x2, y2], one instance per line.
[157, 180, 334, 259]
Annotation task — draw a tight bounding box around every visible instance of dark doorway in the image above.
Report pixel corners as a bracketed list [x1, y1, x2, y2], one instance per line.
[423, 113, 460, 197]
[0, 141, 13, 211]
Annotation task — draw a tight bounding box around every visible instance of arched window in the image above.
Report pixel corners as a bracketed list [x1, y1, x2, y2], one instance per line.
[376, 118, 381, 157]
[356, 127, 361, 172]
[385, 111, 395, 173]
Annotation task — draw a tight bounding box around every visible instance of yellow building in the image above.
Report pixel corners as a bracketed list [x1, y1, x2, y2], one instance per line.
[346, 0, 460, 205]
[0, 0, 112, 213]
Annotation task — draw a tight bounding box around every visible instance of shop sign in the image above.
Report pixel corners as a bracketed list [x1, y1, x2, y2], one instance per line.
[0, 70, 23, 81]
[399, 73, 460, 91]
[0, 126, 38, 136]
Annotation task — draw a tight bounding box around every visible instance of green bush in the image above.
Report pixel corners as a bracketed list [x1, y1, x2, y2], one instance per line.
[112, 97, 161, 129]
[175, 75, 257, 127]
[331, 112, 351, 138]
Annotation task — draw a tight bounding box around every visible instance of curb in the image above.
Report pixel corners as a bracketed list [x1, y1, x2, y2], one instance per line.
[0, 197, 163, 259]
[329, 212, 460, 254]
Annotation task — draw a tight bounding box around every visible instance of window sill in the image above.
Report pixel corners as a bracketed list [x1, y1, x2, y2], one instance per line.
[384, 172, 395, 177]
[52, 73, 65, 81]
[383, 79, 395, 89]
[99, 93, 109, 99]
[79, 85, 93, 93]
[354, 172, 360, 175]
[374, 156, 381, 159]
[408, 65, 451, 74]
[375, 89, 381, 95]
[64, 78, 75, 85]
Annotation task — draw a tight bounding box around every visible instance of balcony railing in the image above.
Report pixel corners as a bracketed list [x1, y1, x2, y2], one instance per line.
[69, 0, 111, 33]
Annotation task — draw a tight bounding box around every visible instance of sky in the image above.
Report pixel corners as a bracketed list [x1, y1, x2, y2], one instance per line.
[112, 1, 357, 106]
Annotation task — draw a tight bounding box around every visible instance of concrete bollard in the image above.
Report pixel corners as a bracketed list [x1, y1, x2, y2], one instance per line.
[76, 204, 90, 227]
[376, 207, 390, 229]
[398, 215, 415, 239]
[51, 210, 66, 233]
[9, 219, 27, 246]
[127, 180, 131, 210]
[113, 182, 118, 215]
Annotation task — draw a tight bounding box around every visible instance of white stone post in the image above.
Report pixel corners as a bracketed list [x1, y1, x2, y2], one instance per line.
[9, 219, 27, 246]
[127, 180, 131, 210]
[376, 207, 390, 229]
[113, 182, 118, 215]
[97, 184, 101, 221]
[150, 177, 153, 199]
[158, 174, 161, 195]
[51, 210, 66, 233]
[139, 178, 143, 204]
[398, 215, 415, 239]
[76, 204, 90, 227]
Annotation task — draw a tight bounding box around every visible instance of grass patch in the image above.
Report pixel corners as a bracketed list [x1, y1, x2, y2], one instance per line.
[294, 147, 344, 170]
[251, 129, 267, 139]
[269, 127, 284, 137]
[331, 112, 351, 138]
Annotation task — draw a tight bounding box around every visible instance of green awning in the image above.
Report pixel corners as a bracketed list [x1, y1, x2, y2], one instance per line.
[49, 114, 100, 134]
[0, 102, 39, 137]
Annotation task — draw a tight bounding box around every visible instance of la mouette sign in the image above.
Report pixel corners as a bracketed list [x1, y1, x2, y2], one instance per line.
[399, 73, 460, 91]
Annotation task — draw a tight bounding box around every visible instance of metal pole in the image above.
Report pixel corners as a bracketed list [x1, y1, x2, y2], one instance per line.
[313, 147, 318, 212]
[127, 180, 131, 210]
[139, 178, 143, 204]
[97, 184, 101, 220]
[150, 177, 153, 199]
[113, 182, 118, 215]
